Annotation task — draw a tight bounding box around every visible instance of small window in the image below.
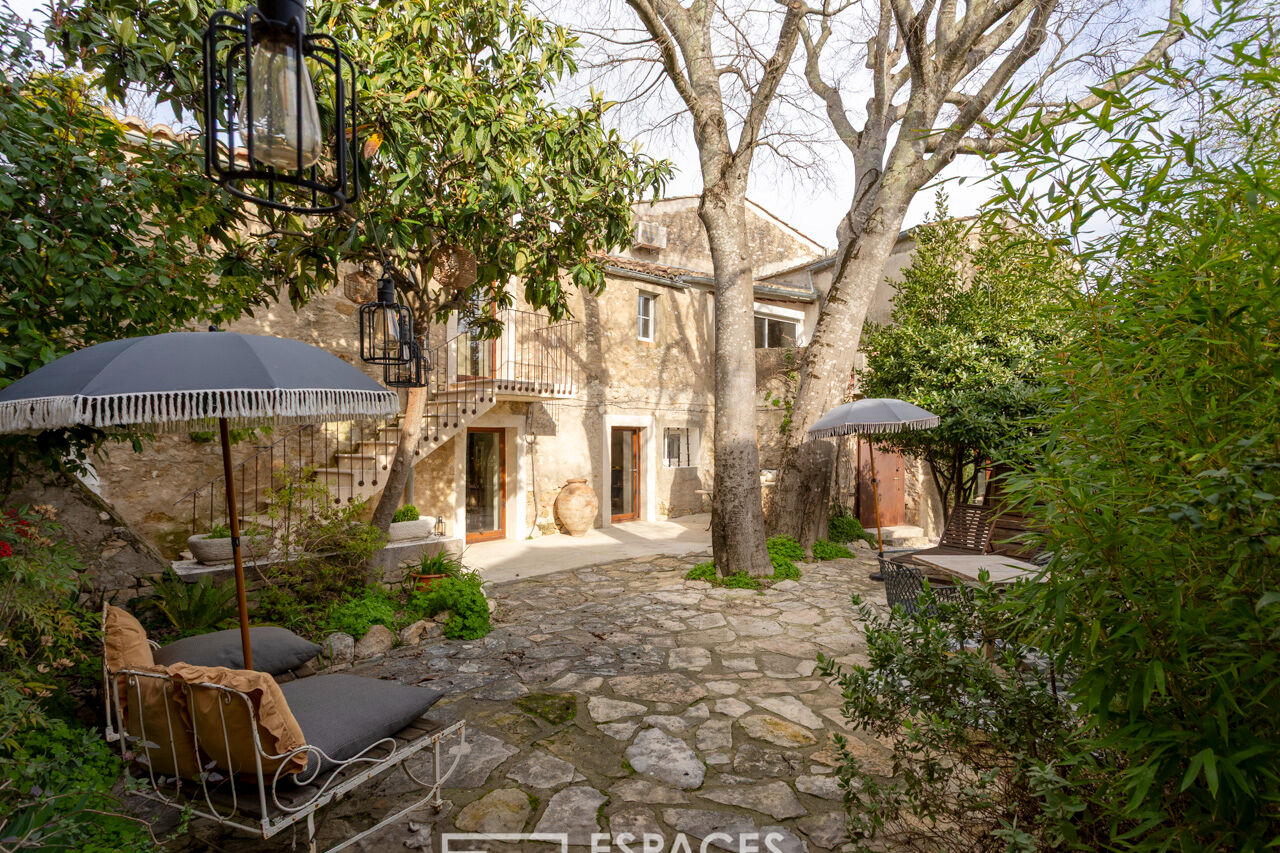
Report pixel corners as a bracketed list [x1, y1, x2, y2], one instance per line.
[638, 293, 656, 341]
[754, 315, 797, 348]
[663, 427, 700, 468]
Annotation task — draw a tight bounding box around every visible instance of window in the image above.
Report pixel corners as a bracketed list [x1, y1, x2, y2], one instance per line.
[755, 315, 798, 348]
[663, 427, 700, 468]
[637, 292, 656, 341]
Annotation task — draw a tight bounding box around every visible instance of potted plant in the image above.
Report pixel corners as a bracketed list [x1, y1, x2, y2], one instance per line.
[388, 505, 438, 542]
[187, 522, 275, 565]
[405, 549, 464, 592]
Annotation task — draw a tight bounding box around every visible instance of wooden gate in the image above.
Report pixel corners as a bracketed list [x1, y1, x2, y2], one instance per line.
[856, 440, 906, 529]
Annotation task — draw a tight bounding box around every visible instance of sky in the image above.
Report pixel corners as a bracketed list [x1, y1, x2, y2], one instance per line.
[7, 0, 998, 251]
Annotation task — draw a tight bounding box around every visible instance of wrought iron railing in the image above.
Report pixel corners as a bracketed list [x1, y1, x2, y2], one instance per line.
[171, 309, 580, 554]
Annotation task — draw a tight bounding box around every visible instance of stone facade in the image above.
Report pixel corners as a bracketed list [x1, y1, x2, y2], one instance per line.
[85, 196, 940, 564]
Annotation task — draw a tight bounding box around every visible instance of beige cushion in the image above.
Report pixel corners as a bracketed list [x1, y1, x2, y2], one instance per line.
[166, 663, 308, 778]
[117, 666, 205, 780]
[104, 605, 154, 672]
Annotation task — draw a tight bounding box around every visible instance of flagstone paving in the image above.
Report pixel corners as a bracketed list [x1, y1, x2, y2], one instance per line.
[186, 550, 887, 852]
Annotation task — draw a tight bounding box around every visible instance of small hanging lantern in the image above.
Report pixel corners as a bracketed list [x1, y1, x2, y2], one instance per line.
[203, 0, 359, 213]
[384, 341, 430, 388]
[359, 272, 414, 365]
[434, 515, 447, 537]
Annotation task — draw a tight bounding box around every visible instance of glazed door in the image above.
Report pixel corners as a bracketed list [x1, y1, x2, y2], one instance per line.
[610, 427, 641, 523]
[465, 428, 506, 542]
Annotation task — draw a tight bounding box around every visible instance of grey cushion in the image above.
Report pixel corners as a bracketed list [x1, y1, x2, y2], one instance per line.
[281, 674, 443, 774]
[154, 627, 321, 676]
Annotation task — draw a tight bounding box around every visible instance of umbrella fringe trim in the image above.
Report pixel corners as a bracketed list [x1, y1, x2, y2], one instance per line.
[0, 389, 400, 434]
[808, 418, 940, 438]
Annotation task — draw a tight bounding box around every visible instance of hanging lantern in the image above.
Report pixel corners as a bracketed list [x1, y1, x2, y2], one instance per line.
[203, 0, 359, 213]
[359, 272, 413, 365]
[384, 341, 430, 388]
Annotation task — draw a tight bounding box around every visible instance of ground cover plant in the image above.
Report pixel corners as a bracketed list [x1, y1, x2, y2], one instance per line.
[811, 539, 854, 561]
[0, 504, 152, 851]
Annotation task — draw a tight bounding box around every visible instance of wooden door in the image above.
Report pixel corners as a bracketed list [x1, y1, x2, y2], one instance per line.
[610, 427, 641, 522]
[856, 440, 906, 529]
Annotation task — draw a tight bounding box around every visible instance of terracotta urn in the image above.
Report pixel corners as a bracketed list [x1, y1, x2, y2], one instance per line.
[554, 478, 598, 536]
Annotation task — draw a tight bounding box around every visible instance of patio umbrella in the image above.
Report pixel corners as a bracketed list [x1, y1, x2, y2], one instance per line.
[808, 398, 940, 556]
[0, 331, 399, 669]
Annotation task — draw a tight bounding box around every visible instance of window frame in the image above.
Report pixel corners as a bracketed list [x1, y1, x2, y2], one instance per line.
[662, 426, 700, 469]
[637, 292, 656, 342]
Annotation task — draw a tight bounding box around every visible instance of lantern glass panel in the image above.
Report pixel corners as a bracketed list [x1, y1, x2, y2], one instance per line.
[240, 32, 323, 169]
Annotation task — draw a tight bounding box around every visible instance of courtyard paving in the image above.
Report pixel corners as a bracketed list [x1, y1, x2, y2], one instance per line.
[190, 549, 887, 852]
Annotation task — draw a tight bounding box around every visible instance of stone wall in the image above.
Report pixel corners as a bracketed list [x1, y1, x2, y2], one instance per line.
[11, 473, 170, 602]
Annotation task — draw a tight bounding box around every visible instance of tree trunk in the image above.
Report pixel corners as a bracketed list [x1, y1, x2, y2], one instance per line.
[370, 385, 429, 533]
[768, 189, 913, 547]
[701, 187, 772, 578]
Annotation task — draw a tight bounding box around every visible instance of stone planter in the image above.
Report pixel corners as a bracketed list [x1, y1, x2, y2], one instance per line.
[388, 519, 438, 542]
[187, 531, 275, 565]
[554, 478, 598, 537]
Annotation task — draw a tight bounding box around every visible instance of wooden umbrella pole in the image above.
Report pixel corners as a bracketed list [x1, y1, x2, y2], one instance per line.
[219, 417, 253, 670]
[869, 444, 884, 556]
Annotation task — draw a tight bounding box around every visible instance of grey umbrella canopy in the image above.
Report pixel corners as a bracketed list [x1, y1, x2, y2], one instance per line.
[0, 331, 400, 669]
[808, 397, 940, 439]
[807, 397, 940, 556]
[0, 331, 396, 433]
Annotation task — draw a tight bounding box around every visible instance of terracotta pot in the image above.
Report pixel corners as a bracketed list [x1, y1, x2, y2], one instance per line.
[187, 530, 274, 565]
[411, 573, 447, 592]
[554, 478, 598, 537]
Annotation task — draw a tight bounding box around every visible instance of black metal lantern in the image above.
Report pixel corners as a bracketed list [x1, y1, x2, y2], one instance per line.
[359, 273, 414, 365]
[384, 341, 429, 388]
[203, 0, 359, 213]
[434, 515, 447, 537]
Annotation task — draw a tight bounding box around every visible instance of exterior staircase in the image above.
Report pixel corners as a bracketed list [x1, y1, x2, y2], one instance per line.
[173, 308, 579, 544]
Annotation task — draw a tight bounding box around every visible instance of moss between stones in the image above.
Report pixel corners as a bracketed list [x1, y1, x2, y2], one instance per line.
[514, 693, 577, 725]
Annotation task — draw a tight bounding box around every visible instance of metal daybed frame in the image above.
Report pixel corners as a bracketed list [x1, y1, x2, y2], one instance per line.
[104, 664, 465, 853]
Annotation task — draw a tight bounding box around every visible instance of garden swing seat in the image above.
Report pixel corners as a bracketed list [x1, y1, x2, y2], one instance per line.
[101, 607, 466, 853]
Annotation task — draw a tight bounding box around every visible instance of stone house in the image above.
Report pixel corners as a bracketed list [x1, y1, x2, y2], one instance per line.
[90, 192, 939, 559]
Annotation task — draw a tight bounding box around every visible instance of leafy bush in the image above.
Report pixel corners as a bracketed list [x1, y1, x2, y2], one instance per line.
[766, 535, 805, 561]
[820, 588, 1078, 850]
[415, 549, 464, 578]
[767, 562, 800, 582]
[408, 572, 491, 640]
[134, 567, 238, 638]
[0, 504, 149, 849]
[0, 717, 153, 852]
[254, 469, 387, 637]
[828, 508, 875, 547]
[811, 539, 854, 561]
[392, 505, 420, 523]
[720, 572, 764, 590]
[325, 586, 397, 638]
[684, 561, 717, 582]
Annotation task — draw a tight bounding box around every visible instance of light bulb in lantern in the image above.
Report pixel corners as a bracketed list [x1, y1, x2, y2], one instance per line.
[239, 30, 323, 170]
[377, 306, 404, 357]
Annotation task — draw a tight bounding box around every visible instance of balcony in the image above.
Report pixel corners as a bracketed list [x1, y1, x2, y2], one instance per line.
[433, 308, 582, 400]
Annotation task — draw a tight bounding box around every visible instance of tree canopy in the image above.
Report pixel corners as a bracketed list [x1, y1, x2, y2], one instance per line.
[0, 13, 274, 485]
[53, 0, 670, 329]
[858, 197, 1077, 514]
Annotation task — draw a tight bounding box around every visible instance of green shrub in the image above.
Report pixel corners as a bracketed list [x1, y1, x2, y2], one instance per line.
[408, 572, 491, 640]
[811, 539, 854, 561]
[416, 549, 464, 578]
[325, 586, 397, 638]
[819, 589, 1074, 849]
[768, 561, 800, 582]
[134, 567, 238, 638]
[719, 571, 763, 590]
[684, 561, 717, 582]
[828, 509, 875, 546]
[392, 505, 420, 523]
[0, 717, 153, 852]
[766, 535, 805, 562]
